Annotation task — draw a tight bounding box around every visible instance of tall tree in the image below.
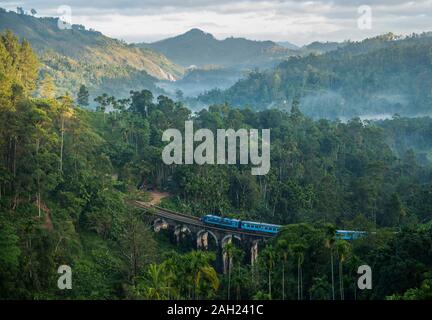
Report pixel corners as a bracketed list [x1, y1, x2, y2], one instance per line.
[336, 240, 351, 300]
[39, 74, 56, 99]
[130, 90, 153, 117]
[324, 224, 336, 300]
[57, 94, 74, 173]
[222, 242, 242, 300]
[292, 244, 306, 300]
[277, 239, 290, 300]
[77, 84, 89, 107]
[262, 245, 276, 299]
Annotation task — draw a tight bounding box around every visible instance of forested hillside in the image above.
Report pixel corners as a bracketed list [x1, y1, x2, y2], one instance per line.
[0, 8, 184, 102]
[1, 31, 432, 300]
[301, 41, 345, 54]
[197, 33, 432, 119]
[378, 116, 432, 165]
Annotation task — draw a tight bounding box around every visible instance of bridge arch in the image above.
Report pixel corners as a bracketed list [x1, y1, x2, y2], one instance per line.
[173, 224, 193, 245]
[197, 229, 219, 247]
[221, 234, 241, 247]
[153, 218, 168, 232]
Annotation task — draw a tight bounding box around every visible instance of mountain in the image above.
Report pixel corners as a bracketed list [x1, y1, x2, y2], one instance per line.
[277, 41, 300, 50]
[0, 8, 184, 101]
[139, 28, 298, 69]
[196, 33, 432, 119]
[301, 41, 346, 54]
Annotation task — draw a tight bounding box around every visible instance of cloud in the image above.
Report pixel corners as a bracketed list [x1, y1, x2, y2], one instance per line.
[2, 0, 432, 44]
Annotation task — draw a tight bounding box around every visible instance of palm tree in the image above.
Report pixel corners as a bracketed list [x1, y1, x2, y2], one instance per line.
[223, 242, 235, 300]
[195, 265, 219, 299]
[138, 263, 173, 300]
[277, 239, 290, 300]
[56, 94, 74, 174]
[292, 243, 306, 300]
[348, 255, 362, 300]
[336, 240, 351, 300]
[188, 251, 219, 299]
[94, 93, 109, 123]
[324, 224, 337, 300]
[263, 245, 276, 299]
[163, 251, 188, 299]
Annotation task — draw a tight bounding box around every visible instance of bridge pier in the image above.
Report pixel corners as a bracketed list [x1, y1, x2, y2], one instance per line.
[197, 231, 209, 249]
[250, 240, 259, 266]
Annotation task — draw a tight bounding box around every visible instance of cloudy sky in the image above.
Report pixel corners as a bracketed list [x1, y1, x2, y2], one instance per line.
[2, 0, 432, 45]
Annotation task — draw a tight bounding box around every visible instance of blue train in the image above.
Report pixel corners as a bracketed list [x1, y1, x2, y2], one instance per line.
[201, 215, 241, 229]
[201, 214, 366, 239]
[335, 230, 367, 240]
[201, 215, 281, 234]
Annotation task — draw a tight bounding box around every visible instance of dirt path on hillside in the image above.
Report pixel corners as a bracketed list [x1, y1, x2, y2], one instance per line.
[148, 190, 170, 205]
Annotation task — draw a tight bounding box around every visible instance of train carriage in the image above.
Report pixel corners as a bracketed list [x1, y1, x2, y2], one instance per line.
[241, 221, 281, 234]
[335, 230, 367, 240]
[201, 215, 241, 229]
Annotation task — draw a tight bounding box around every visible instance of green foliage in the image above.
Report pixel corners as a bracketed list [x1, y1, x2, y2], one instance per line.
[0, 29, 39, 104]
[1, 31, 432, 300]
[134, 251, 219, 300]
[0, 219, 20, 268]
[387, 273, 432, 300]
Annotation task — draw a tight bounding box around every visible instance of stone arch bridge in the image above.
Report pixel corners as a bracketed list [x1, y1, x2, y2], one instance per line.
[134, 201, 275, 270]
